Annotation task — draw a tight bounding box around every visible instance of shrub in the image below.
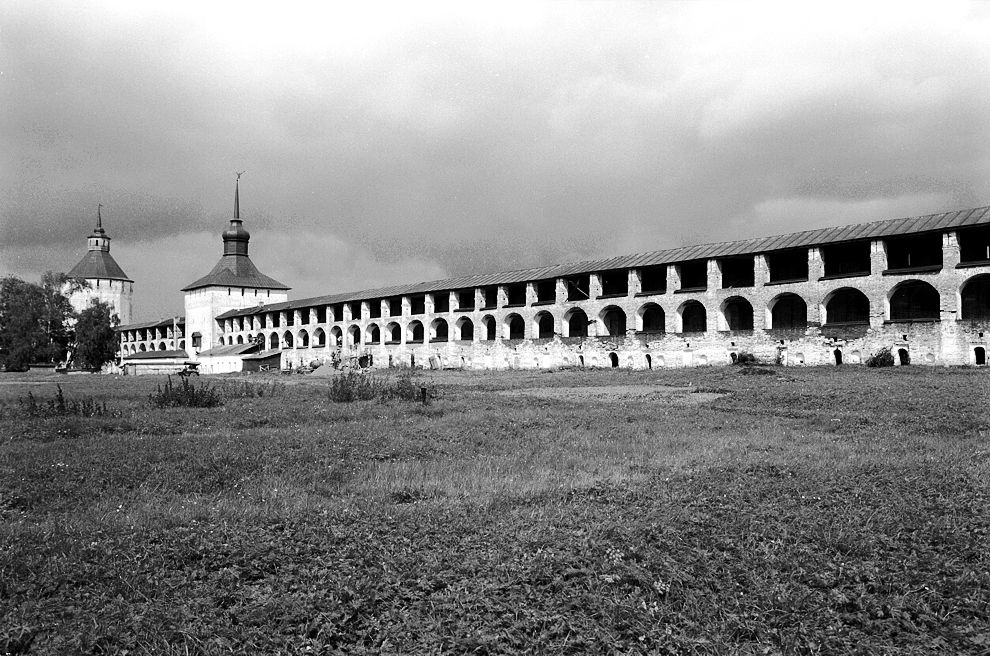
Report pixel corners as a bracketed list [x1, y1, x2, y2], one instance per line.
[149, 376, 224, 408]
[866, 347, 895, 368]
[732, 352, 759, 365]
[327, 371, 384, 402]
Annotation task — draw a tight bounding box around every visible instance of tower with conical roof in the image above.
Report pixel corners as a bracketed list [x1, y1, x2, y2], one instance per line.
[67, 205, 134, 324]
[182, 176, 289, 355]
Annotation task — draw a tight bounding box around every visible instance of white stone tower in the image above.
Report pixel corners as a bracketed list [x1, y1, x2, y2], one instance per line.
[67, 205, 133, 324]
[182, 176, 289, 356]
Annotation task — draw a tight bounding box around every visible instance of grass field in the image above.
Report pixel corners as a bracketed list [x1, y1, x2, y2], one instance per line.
[1, 365, 988, 654]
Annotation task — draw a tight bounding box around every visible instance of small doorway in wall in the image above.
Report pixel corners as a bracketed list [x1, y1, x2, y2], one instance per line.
[410, 354, 416, 368]
[645, 354, 652, 369]
[578, 355, 585, 367]
[833, 349, 842, 365]
[609, 352, 619, 368]
[976, 347, 986, 366]
[897, 348, 910, 366]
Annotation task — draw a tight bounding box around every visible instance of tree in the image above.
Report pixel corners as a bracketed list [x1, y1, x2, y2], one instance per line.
[74, 300, 119, 370]
[0, 276, 48, 371]
[39, 272, 83, 364]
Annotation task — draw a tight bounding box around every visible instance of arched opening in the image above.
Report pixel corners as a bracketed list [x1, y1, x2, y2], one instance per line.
[505, 314, 525, 340]
[481, 315, 496, 341]
[823, 288, 870, 325]
[178, 340, 185, 350]
[535, 312, 555, 339]
[314, 328, 326, 347]
[889, 280, 940, 322]
[578, 354, 585, 367]
[139, 343, 147, 352]
[298, 329, 309, 348]
[897, 348, 910, 365]
[961, 274, 990, 321]
[609, 352, 619, 368]
[456, 317, 474, 341]
[347, 325, 361, 347]
[834, 349, 843, 365]
[408, 321, 424, 343]
[721, 297, 754, 331]
[976, 346, 986, 366]
[330, 326, 342, 347]
[639, 303, 665, 333]
[600, 306, 627, 337]
[270, 333, 279, 349]
[236, 335, 244, 344]
[645, 354, 653, 369]
[367, 324, 381, 344]
[431, 319, 449, 342]
[769, 293, 808, 330]
[159, 342, 167, 351]
[283, 331, 294, 349]
[565, 308, 589, 337]
[385, 322, 401, 344]
[679, 301, 707, 333]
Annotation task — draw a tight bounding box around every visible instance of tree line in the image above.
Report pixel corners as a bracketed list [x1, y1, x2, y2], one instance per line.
[0, 272, 118, 372]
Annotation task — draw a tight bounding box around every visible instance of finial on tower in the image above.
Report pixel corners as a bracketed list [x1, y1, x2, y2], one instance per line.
[235, 171, 245, 220]
[97, 204, 103, 230]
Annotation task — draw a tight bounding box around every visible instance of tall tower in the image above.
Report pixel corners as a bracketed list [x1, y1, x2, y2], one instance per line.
[67, 205, 134, 324]
[182, 176, 289, 355]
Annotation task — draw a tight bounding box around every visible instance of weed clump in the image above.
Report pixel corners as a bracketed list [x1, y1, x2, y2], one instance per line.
[2, 385, 119, 419]
[149, 376, 224, 408]
[866, 347, 895, 368]
[327, 371, 437, 404]
[731, 352, 759, 365]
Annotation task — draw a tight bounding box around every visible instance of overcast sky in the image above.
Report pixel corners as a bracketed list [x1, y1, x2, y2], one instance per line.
[2, 1, 989, 321]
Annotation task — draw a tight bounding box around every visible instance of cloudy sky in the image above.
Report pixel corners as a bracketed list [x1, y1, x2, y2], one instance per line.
[2, 1, 989, 320]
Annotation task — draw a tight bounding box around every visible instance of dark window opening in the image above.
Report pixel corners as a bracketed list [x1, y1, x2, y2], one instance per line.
[897, 348, 910, 365]
[317, 307, 327, 323]
[535, 280, 556, 303]
[347, 327, 360, 346]
[834, 349, 843, 365]
[645, 354, 652, 369]
[889, 281, 939, 321]
[959, 226, 990, 264]
[536, 313, 554, 338]
[641, 305, 665, 332]
[961, 275, 990, 321]
[458, 319, 474, 341]
[409, 322, 424, 343]
[602, 307, 627, 337]
[766, 249, 809, 283]
[567, 310, 589, 337]
[269, 333, 278, 349]
[771, 294, 808, 330]
[719, 256, 754, 288]
[285, 312, 295, 327]
[505, 283, 527, 306]
[822, 242, 871, 278]
[457, 289, 475, 310]
[192, 334, 202, 348]
[331, 304, 343, 322]
[432, 320, 448, 342]
[677, 260, 708, 291]
[388, 297, 403, 316]
[506, 315, 525, 339]
[976, 346, 986, 365]
[368, 301, 381, 319]
[681, 302, 707, 332]
[599, 270, 628, 297]
[566, 274, 591, 301]
[368, 325, 380, 344]
[482, 317, 496, 341]
[299, 331, 309, 347]
[825, 288, 870, 324]
[386, 324, 401, 343]
[885, 233, 942, 271]
[315, 329, 326, 347]
[480, 286, 498, 310]
[609, 352, 619, 368]
[348, 302, 361, 320]
[410, 295, 426, 315]
[723, 298, 754, 330]
[433, 293, 450, 313]
[640, 265, 667, 294]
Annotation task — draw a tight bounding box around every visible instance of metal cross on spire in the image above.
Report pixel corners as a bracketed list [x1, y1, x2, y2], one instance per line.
[235, 171, 246, 219]
[97, 203, 103, 229]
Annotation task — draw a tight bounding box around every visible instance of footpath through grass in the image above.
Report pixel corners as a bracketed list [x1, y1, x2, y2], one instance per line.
[1, 366, 989, 654]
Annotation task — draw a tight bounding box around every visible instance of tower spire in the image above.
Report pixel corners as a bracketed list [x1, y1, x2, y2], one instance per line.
[97, 203, 103, 230]
[234, 171, 245, 220]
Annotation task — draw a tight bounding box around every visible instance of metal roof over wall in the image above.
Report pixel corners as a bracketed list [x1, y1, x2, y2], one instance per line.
[206, 204, 989, 320]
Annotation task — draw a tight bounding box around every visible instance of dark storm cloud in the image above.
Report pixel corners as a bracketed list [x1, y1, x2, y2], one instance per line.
[2, 1, 989, 319]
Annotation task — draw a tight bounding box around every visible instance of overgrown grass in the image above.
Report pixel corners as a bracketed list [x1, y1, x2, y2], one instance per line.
[0, 384, 119, 419]
[1, 366, 988, 653]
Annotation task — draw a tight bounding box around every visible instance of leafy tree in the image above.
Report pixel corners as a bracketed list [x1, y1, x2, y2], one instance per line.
[0, 276, 48, 371]
[74, 300, 119, 370]
[39, 272, 84, 364]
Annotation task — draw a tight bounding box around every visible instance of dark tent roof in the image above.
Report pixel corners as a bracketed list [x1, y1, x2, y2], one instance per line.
[67, 250, 132, 282]
[182, 253, 289, 292]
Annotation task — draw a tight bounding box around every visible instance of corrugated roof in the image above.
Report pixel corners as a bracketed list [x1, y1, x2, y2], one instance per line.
[122, 349, 188, 360]
[214, 204, 990, 320]
[182, 254, 290, 292]
[67, 250, 132, 282]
